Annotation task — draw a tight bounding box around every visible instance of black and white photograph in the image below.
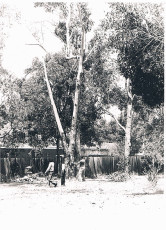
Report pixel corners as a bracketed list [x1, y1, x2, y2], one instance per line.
[0, 1, 165, 230]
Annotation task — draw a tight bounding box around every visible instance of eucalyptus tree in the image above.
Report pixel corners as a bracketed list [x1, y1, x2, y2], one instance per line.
[100, 2, 164, 161]
[33, 2, 95, 163]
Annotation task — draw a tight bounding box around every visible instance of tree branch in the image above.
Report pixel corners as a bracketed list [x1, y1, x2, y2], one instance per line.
[65, 54, 78, 59]
[103, 108, 126, 132]
[83, 44, 96, 63]
[128, 91, 133, 100]
[0, 129, 12, 139]
[25, 43, 47, 53]
[77, 3, 86, 54]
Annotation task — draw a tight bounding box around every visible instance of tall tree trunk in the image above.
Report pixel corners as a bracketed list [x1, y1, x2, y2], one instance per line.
[124, 78, 133, 164]
[75, 125, 81, 161]
[56, 136, 60, 174]
[68, 53, 83, 162]
[66, 2, 71, 57]
[68, 6, 85, 163]
[124, 105, 132, 157]
[42, 59, 68, 155]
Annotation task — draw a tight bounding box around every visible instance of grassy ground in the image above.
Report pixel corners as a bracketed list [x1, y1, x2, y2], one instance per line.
[0, 175, 165, 230]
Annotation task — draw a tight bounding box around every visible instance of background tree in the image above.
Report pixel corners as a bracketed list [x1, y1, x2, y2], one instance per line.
[99, 2, 164, 160]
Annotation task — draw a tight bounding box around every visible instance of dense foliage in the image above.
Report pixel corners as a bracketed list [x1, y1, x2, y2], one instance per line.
[102, 3, 164, 107]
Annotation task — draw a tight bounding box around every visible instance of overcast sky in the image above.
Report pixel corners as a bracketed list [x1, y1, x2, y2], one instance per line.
[2, 0, 164, 77]
[2, 1, 107, 77]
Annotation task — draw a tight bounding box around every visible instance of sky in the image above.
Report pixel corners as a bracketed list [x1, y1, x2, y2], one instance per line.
[2, 0, 162, 77]
[2, 0, 164, 77]
[2, 1, 63, 77]
[2, 1, 107, 77]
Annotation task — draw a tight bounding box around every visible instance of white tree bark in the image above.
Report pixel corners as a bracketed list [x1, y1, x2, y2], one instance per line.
[68, 52, 83, 162]
[124, 78, 133, 158]
[66, 2, 71, 57]
[68, 4, 85, 163]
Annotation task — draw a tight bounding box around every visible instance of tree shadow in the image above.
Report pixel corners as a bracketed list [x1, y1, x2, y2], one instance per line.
[130, 190, 164, 196]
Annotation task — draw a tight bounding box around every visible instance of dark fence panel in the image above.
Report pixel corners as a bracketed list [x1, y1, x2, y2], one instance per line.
[1, 152, 144, 179]
[0, 156, 61, 180]
[83, 155, 142, 177]
[85, 156, 143, 177]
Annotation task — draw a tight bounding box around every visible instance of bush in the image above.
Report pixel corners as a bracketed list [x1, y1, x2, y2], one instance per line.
[117, 156, 131, 173]
[142, 154, 164, 186]
[107, 171, 130, 182]
[107, 157, 131, 182]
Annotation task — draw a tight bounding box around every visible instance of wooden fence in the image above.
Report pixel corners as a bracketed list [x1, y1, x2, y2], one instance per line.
[0, 155, 63, 179]
[0, 154, 144, 180]
[84, 156, 143, 177]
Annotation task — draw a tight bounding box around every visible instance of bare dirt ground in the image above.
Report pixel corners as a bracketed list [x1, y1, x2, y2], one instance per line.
[0, 175, 165, 230]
